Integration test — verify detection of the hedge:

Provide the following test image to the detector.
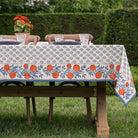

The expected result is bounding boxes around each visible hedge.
[0,13,105,44]
[103,8,138,66]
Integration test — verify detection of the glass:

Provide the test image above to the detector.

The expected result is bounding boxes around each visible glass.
[55,35,63,42]
[79,34,89,45]
[15,33,26,44]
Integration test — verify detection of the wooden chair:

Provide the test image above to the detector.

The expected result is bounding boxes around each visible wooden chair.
[45,34,93,124]
[5,35,40,45]
[45,34,93,44]
[0,34,40,124]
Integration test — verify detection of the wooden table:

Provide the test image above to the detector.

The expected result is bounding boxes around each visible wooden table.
[0,82,109,137]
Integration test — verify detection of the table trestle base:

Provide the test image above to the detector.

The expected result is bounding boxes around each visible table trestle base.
[95,82,109,137]
[0,86,97,97]
[0,84,109,137]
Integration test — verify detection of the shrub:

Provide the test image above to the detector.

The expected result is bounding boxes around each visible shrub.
[0,13,105,44]
[103,8,138,66]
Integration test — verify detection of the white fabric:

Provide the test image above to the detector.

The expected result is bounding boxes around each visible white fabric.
[0,44,136,105]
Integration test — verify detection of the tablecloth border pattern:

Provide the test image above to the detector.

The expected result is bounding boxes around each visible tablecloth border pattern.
[0,44,136,105]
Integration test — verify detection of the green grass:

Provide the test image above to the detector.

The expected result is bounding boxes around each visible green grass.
[0,66,137,138]
[130,66,138,94]
[0,96,138,138]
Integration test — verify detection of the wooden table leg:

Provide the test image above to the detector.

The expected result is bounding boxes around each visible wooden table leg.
[48,82,55,123]
[26,82,37,117]
[32,97,37,117]
[84,82,92,124]
[85,97,92,124]
[25,97,31,125]
[48,97,55,123]
[95,82,109,137]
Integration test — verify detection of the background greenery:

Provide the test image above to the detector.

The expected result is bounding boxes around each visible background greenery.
[0,0,137,13]
[103,8,138,66]
[0,13,105,44]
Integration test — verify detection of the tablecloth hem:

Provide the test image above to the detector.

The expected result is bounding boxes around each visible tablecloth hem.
[0,79,117,82]
[109,82,136,105]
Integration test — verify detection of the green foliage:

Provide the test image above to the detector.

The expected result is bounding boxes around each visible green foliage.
[122,0,138,8]
[48,0,124,13]
[0,0,137,13]
[33,13,105,44]
[0,0,50,13]
[0,13,105,43]
[0,14,14,35]
[103,8,138,66]
[130,66,138,95]
[14,21,25,33]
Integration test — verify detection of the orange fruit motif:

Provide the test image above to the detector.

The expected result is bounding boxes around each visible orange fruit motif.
[47,65,53,71]
[118,89,125,95]
[24,73,30,79]
[4,64,10,71]
[126,82,128,87]
[24,64,28,69]
[95,72,102,79]
[30,65,37,72]
[116,65,120,72]
[9,71,16,78]
[52,71,59,78]
[131,78,134,84]
[73,64,80,72]
[109,64,114,69]
[110,73,116,79]
[90,65,96,71]
[67,72,74,79]
[67,64,71,68]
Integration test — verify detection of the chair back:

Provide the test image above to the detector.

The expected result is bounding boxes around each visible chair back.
[45,34,93,44]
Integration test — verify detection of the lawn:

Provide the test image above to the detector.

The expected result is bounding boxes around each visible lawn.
[130,66,138,93]
[0,96,137,138]
[0,66,137,138]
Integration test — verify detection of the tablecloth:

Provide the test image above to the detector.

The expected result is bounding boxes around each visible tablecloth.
[0,44,136,105]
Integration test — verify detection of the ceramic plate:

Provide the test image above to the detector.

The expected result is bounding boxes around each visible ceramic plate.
[0,41,21,45]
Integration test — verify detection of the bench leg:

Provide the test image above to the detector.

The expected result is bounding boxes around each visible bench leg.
[48,82,55,123]
[84,82,92,124]
[26,82,37,117]
[25,97,31,125]
[32,97,37,117]
[48,97,55,123]
[95,82,109,137]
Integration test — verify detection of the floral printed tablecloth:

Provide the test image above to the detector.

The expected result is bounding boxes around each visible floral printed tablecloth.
[0,44,136,105]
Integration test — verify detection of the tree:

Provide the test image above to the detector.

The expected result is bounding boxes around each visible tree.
[0,0,49,13]
[48,0,124,13]
[0,0,137,13]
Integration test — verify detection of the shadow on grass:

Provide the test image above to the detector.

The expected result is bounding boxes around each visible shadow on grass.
[0,113,97,137]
